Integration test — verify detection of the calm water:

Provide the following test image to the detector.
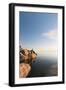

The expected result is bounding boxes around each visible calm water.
[28,55,58,77]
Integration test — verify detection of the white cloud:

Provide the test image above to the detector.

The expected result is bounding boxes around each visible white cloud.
[42,29,58,40]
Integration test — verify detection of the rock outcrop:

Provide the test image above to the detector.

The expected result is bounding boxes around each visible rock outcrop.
[20,47,37,63]
[19,46,37,78]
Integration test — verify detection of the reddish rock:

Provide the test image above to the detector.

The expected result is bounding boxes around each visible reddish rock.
[19,63,31,78]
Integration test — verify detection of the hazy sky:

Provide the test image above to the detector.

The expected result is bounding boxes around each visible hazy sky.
[19,12,58,56]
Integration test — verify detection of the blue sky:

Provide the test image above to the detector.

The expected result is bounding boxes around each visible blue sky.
[19,12,58,56]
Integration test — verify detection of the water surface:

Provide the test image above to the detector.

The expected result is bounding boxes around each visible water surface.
[28,55,58,77]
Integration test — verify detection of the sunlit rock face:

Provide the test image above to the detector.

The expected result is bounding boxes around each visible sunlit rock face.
[20,48,37,63]
[30,50,37,62]
[19,46,37,78]
[19,63,31,78]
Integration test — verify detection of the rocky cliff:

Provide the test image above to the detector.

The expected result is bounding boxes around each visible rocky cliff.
[19,46,37,78]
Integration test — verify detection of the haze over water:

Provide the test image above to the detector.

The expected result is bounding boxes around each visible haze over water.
[28,51,58,77]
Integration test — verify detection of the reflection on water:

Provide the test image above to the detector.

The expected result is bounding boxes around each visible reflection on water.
[28,55,58,77]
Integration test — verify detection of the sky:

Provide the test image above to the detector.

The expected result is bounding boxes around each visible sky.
[19,12,58,56]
